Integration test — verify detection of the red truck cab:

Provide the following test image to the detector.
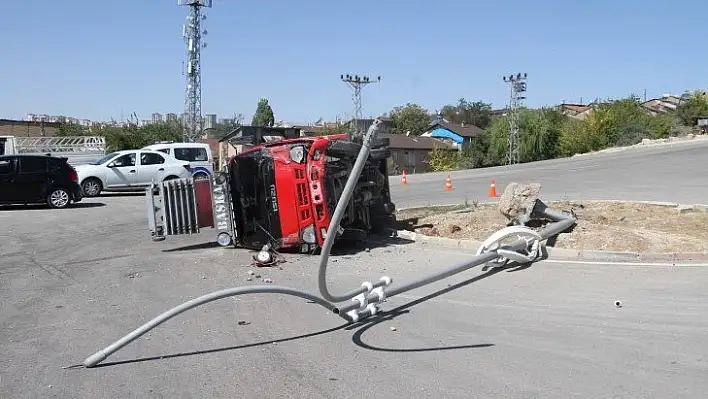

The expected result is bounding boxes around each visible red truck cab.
[146,125,395,252]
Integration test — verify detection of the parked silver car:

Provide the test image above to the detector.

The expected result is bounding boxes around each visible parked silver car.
[75,149,193,197]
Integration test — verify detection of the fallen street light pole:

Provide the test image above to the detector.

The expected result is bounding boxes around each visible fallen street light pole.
[82,119,577,368]
[333,205,577,318]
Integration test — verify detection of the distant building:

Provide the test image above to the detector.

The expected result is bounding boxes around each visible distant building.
[424,119,484,148]
[203,113,217,129]
[166,113,179,124]
[151,113,164,123]
[0,118,61,137]
[381,133,456,174]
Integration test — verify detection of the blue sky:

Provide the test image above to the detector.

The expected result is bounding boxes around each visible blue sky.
[2,0,706,124]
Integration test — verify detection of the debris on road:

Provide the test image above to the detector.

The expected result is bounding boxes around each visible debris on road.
[397,200,708,253]
[498,182,542,225]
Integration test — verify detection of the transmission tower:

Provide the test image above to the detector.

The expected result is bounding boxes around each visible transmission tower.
[179,0,211,142]
[502,72,528,165]
[340,74,381,140]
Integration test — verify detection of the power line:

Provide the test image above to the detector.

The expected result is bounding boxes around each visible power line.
[340,74,380,141]
[502,72,528,165]
[179,0,211,142]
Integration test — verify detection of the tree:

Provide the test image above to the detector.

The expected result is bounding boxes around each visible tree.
[440,99,493,129]
[519,108,563,162]
[389,103,431,135]
[676,90,708,126]
[251,98,275,127]
[56,122,89,137]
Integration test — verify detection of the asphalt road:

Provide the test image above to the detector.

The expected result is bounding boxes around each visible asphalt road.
[389,139,708,208]
[2,190,708,398]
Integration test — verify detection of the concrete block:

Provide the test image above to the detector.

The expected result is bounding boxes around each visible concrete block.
[498,182,542,225]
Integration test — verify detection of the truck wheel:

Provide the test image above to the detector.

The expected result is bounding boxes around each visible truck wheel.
[370,148,391,161]
[372,137,390,149]
[81,178,102,197]
[327,141,362,159]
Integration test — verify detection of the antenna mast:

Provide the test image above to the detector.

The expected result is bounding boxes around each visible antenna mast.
[502,72,528,165]
[340,74,381,141]
[179,0,211,142]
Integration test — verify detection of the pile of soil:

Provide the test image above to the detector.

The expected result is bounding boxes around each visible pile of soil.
[395,201,708,253]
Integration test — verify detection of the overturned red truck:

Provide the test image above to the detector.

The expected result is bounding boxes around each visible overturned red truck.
[146,125,396,252]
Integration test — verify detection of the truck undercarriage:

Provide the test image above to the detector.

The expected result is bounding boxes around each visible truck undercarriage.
[146,125,396,252]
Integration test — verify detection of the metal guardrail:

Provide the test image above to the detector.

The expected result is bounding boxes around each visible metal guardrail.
[13,136,105,154]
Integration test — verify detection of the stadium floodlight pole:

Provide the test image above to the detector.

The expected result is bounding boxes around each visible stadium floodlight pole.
[179,0,212,143]
[340,74,381,141]
[502,72,528,165]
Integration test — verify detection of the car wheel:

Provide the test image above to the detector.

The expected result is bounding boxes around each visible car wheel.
[47,188,71,209]
[82,178,102,197]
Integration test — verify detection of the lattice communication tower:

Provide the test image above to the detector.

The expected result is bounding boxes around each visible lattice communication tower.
[340,74,380,140]
[179,0,211,142]
[502,72,528,165]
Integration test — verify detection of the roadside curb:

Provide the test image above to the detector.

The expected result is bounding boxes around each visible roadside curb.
[394,200,708,264]
[571,134,708,157]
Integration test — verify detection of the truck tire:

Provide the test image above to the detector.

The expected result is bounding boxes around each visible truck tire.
[372,137,390,149]
[370,148,391,161]
[327,141,361,159]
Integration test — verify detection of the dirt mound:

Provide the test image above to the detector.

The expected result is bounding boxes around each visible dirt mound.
[395,201,708,253]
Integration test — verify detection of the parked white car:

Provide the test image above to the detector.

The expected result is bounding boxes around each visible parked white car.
[142,142,214,181]
[75,149,193,197]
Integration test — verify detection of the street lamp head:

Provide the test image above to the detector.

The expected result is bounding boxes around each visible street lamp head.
[377,76,381,81]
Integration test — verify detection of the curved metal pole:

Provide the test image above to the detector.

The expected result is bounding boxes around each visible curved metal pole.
[317,119,382,303]
[83,285,336,368]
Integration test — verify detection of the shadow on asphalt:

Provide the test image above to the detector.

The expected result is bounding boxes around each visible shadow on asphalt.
[160,232,416,256]
[0,202,106,211]
[98,192,145,198]
[84,263,536,369]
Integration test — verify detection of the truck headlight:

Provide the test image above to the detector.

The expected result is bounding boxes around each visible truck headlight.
[301,225,316,244]
[289,145,305,163]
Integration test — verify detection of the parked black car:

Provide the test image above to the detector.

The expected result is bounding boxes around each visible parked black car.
[0,155,83,209]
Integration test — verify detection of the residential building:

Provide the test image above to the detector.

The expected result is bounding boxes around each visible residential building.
[424,118,484,148]
[557,103,594,120]
[151,113,164,123]
[641,95,681,116]
[166,113,179,124]
[380,133,456,174]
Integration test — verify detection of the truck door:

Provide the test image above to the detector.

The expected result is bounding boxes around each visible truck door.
[0,157,18,203]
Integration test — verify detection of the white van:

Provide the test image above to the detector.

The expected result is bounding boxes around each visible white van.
[142,142,214,181]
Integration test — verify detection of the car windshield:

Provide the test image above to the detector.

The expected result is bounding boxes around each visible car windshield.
[92,152,119,165]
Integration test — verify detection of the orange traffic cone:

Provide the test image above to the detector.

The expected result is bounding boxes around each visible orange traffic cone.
[400,170,408,185]
[488,179,498,198]
[445,174,453,191]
